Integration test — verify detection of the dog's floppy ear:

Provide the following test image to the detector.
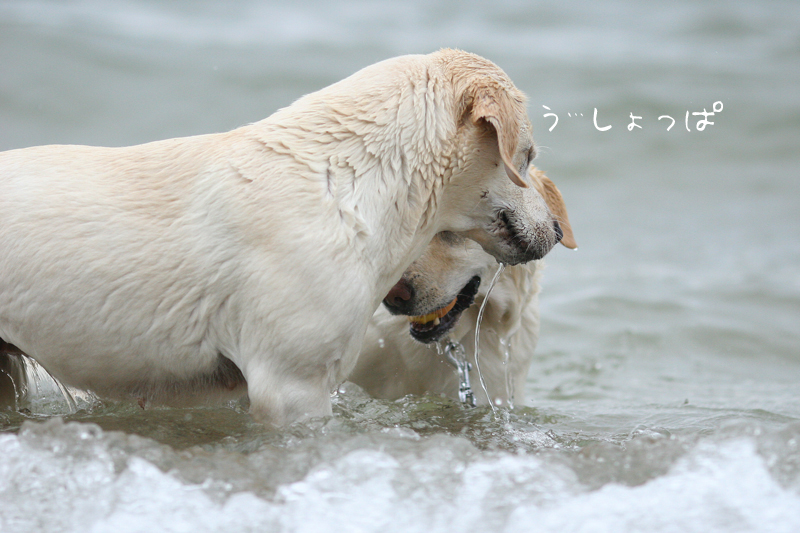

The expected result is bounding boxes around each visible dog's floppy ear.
[471,91,528,189]
[529,167,577,249]
[440,49,527,187]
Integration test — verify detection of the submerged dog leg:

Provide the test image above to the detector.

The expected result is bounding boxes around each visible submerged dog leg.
[244,362,335,426]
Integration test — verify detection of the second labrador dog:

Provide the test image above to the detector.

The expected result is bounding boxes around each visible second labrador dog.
[351,166,576,406]
[0,50,562,425]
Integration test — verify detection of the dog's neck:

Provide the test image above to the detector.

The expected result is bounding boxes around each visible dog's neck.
[248,79,461,305]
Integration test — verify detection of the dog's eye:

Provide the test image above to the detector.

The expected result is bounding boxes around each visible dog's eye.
[519,146,536,182]
[438,231,464,245]
[524,147,535,169]
[519,161,530,180]
[440,231,455,240]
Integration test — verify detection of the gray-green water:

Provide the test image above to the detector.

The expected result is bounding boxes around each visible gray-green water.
[1,1,799,531]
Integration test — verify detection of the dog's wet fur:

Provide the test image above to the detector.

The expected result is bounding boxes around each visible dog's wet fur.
[1,51,566,424]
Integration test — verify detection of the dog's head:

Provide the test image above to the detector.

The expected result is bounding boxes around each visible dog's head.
[385,166,576,343]
[383,232,491,343]
[431,49,576,265]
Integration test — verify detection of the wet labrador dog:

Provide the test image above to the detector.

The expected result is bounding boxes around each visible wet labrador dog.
[0,50,562,425]
[351,166,575,406]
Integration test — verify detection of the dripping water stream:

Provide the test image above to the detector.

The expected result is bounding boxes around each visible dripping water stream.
[474,262,505,414]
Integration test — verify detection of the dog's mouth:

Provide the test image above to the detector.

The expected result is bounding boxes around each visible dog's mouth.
[407,276,481,343]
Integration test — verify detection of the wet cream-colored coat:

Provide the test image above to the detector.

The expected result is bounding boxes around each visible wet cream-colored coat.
[351,167,576,406]
[0,49,558,425]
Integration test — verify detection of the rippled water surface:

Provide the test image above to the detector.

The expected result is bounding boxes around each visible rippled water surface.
[1,1,800,531]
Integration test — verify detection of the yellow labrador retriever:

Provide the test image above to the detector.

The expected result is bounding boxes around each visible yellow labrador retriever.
[0,50,562,425]
[352,166,575,406]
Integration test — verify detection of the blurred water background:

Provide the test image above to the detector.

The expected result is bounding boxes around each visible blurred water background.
[1,1,799,531]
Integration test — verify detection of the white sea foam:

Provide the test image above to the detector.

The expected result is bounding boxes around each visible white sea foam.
[1,419,798,533]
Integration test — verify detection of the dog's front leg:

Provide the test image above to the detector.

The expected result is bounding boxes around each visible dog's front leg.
[243,359,335,426]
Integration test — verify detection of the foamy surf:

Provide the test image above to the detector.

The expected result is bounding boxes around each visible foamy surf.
[1,414,799,533]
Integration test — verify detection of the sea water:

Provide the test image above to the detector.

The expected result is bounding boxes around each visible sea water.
[1,1,800,531]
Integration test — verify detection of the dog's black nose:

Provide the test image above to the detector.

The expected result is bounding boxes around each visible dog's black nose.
[553,220,563,243]
[383,278,415,315]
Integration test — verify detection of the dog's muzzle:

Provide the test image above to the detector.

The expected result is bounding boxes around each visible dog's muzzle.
[384,276,482,344]
[496,210,562,265]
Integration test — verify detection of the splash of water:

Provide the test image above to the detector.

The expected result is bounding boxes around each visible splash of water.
[441,340,476,407]
[474,262,505,414]
[17,354,90,414]
[500,337,514,410]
